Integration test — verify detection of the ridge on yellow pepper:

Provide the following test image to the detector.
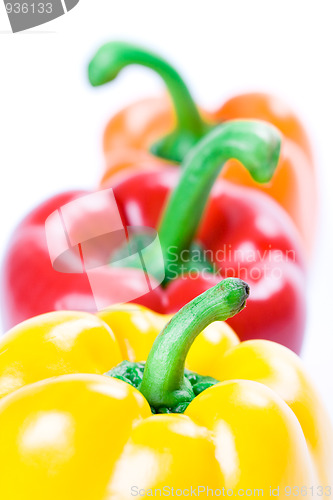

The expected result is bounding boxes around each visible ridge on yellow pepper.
[0,279,331,499]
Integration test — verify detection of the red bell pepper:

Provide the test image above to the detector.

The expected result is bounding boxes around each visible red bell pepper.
[1,121,306,353]
[1,191,166,329]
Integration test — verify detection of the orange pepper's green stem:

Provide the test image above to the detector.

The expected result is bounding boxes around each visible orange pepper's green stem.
[139,278,250,412]
[158,120,282,282]
[88,41,208,162]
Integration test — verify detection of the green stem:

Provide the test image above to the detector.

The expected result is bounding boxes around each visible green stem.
[140,278,249,411]
[88,41,207,162]
[158,120,282,282]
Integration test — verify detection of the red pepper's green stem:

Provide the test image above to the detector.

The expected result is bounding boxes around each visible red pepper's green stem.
[88,41,208,162]
[158,120,282,282]
[140,278,249,411]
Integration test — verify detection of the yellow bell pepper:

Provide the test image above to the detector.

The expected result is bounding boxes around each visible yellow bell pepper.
[0,279,331,500]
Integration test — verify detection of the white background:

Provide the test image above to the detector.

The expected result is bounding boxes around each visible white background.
[0,1,332,417]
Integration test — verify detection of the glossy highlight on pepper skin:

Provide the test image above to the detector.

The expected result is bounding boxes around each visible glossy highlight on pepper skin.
[0,310,122,399]
[0,288,332,498]
[89,42,316,252]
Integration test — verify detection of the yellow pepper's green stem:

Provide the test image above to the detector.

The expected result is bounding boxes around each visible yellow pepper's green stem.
[88,41,208,162]
[139,278,250,412]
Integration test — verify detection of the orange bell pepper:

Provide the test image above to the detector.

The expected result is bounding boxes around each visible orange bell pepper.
[89,42,316,253]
